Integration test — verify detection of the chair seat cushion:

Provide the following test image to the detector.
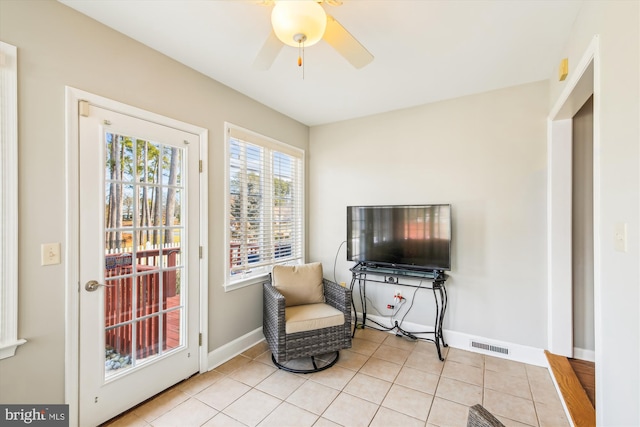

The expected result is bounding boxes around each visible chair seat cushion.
[285,303,345,334]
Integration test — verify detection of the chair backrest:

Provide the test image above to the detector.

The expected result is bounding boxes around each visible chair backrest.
[272,262,325,307]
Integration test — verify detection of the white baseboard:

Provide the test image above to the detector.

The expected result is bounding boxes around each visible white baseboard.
[207,327,265,370]
[207,315,549,373]
[573,347,595,362]
[360,313,547,367]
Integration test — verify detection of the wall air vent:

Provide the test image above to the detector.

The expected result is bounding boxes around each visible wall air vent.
[470,340,509,355]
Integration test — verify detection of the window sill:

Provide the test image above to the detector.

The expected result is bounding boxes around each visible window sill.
[0,339,27,360]
[224,274,270,292]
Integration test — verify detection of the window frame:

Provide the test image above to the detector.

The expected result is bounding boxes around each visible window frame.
[224,123,305,291]
[0,41,26,359]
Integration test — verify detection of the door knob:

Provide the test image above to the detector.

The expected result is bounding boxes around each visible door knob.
[85,280,114,292]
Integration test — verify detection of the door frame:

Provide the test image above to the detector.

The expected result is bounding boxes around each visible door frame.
[547,35,599,357]
[64,87,209,427]
[547,34,601,412]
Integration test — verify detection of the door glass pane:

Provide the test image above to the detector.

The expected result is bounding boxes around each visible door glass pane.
[164,231,182,265]
[105,324,133,377]
[104,276,133,326]
[162,146,182,186]
[122,185,135,227]
[138,186,163,231]
[164,269,181,309]
[104,131,185,380]
[164,309,182,351]
[136,247,161,268]
[104,184,136,230]
[136,272,161,316]
[164,188,182,226]
[137,140,162,184]
[136,315,160,361]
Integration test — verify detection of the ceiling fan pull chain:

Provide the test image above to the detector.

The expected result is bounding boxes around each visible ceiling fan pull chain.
[297,39,306,79]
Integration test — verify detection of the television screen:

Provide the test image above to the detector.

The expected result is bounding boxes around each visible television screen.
[347,204,451,271]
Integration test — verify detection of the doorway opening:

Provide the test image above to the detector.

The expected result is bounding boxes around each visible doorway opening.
[547,35,599,422]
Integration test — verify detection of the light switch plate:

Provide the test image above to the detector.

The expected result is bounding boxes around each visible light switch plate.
[41,243,61,266]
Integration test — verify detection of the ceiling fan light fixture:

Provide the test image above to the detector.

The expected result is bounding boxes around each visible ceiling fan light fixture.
[271,0,327,47]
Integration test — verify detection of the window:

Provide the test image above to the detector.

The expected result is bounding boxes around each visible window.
[225,124,304,288]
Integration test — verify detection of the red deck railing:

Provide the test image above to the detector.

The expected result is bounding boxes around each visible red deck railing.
[104,247,181,359]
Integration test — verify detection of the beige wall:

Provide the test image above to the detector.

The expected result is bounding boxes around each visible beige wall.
[549,1,639,424]
[309,81,549,348]
[0,0,308,404]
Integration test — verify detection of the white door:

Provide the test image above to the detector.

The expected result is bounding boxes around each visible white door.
[78,104,201,426]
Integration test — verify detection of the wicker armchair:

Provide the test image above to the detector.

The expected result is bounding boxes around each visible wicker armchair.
[263,264,352,373]
[467,404,505,427]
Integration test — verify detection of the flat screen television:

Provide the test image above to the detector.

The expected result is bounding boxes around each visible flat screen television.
[347,204,452,272]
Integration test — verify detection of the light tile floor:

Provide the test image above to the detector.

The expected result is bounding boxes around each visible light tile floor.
[104,328,569,427]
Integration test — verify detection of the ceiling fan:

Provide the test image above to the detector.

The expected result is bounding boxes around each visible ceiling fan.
[254,0,374,70]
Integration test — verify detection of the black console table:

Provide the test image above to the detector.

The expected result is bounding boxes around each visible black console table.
[349,262,449,361]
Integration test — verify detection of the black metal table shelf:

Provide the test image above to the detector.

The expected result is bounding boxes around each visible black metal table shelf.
[349,262,449,361]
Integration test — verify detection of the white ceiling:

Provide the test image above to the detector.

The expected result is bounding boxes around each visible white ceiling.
[59,0,583,126]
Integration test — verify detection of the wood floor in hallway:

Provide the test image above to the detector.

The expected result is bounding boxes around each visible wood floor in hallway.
[546,351,595,427]
[568,358,595,407]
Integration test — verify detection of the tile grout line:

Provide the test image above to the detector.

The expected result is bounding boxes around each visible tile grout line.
[111,331,569,427]
[526,363,543,427]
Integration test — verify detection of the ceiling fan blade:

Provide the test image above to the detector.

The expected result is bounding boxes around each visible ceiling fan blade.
[323,14,373,69]
[253,30,283,70]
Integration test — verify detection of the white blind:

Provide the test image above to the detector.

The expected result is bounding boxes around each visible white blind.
[227,125,304,282]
